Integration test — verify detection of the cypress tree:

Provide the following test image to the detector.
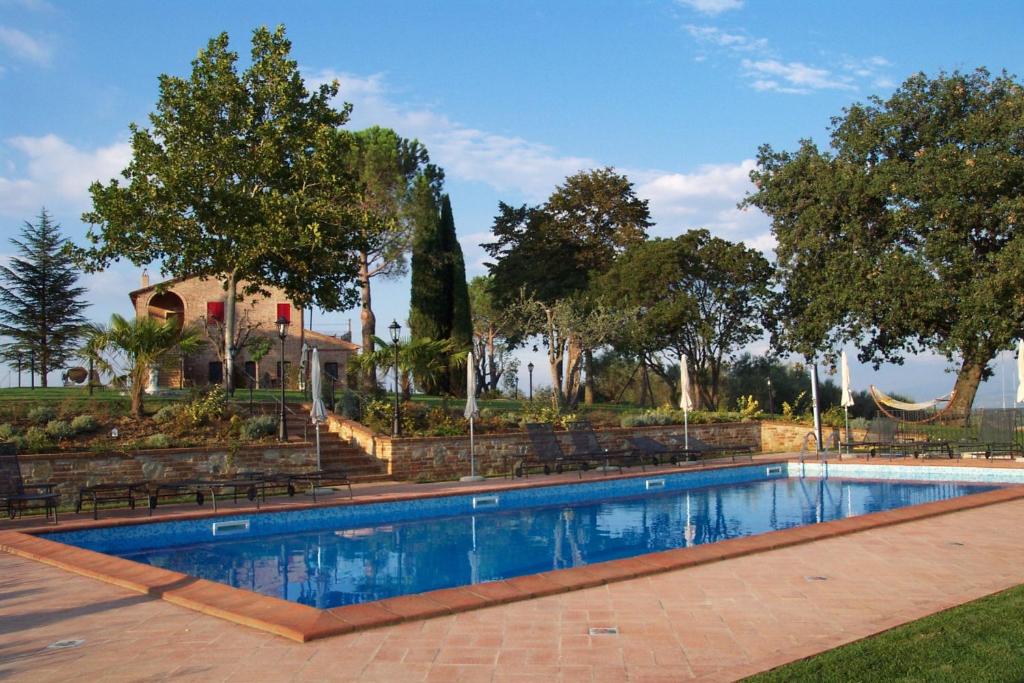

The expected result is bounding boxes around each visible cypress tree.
[0,209,89,387]
[408,173,447,393]
[441,195,474,395]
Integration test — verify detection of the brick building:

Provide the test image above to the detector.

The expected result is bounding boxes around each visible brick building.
[129,272,357,390]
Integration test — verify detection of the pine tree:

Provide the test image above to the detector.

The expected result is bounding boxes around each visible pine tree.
[0,209,89,387]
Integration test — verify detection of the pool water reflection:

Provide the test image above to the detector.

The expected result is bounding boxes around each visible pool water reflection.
[118,477,998,609]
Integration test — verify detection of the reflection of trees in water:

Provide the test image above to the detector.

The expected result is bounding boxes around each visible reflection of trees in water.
[124,479,989,609]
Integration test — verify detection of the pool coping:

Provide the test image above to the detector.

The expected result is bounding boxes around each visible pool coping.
[3,459,1024,643]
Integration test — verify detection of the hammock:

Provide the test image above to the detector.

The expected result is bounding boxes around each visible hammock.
[869,385,957,423]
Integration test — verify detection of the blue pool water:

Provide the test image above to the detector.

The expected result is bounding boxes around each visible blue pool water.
[53,472,1000,609]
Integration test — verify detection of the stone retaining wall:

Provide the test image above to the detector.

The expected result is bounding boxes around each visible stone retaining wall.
[16,443,318,501]
[13,418,856,499]
[324,416,760,481]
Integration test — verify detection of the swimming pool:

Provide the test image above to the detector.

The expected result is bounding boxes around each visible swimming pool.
[48,464,1004,610]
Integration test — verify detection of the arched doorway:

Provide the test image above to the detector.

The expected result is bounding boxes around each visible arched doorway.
[147,291,185,331]
[146,290,186,388]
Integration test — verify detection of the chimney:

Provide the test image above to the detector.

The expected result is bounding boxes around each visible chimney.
[141,269,150,288]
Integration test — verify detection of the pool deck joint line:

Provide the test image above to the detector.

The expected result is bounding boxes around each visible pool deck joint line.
[2,458,1023,643]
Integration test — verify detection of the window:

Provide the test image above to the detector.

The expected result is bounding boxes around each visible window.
[208,361,223,384]
[206,301,225,322]
[276,303,291,323]
[243,361,256,382]
[276,361,291,378]
[324,362,339,380]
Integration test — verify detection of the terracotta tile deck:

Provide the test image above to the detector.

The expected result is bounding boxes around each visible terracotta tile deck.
[2,458,1024,680]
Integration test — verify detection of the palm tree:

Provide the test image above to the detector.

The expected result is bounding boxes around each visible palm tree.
[351,336,467,400]
[86,314,204,418]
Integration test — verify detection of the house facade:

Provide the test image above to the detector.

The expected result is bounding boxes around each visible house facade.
[129,272,357,390]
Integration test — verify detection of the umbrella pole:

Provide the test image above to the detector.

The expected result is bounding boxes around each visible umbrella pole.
[684,408,689,450]
[844,407,850,457]
[315,422,321,470]
[469,417,476,478]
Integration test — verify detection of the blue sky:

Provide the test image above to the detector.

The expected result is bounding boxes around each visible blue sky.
[0,0,1022,404]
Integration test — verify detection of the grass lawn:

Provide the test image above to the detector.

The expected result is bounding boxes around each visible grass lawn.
[748,584,1024,682]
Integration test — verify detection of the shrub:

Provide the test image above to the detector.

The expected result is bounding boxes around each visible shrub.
[240,415,277,440]
[519,401,577,429]
[23,426,52,451]
[185,387,226,425]
[70,414,99,434]
[27,405,57,425]
[338,390,361,420]
[44,419,74,441]
[144,433,172,449]
[0,423,16,440]
[153,403,182,424]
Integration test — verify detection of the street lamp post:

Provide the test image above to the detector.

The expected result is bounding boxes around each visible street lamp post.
[388,320,401,437]
[276,317,289,441]
[767,377,774,415]
[527,362,534,401]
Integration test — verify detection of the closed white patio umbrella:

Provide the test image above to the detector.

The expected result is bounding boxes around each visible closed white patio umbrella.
[461,352,484,482]
[1017,340,1024,404]
[680,354,693,450]
[309,347,327,470]
[840,350,855,454]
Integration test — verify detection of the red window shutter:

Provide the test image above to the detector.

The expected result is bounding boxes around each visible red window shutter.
[207,301,225,322]
[276,303,291,323]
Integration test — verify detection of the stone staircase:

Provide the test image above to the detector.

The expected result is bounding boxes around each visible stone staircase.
[282,407,390,484]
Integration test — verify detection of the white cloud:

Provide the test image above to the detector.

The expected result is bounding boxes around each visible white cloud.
[684,25,894,96]
[684,25,767,53]
[741,58,855,94]
[0,25,51,65]
[312,70,598,201]
[631,159,771,253]
[676,0,743,15]
[0,135,131,217]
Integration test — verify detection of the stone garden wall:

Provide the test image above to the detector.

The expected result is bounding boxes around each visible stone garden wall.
[12,418,851,502]
[325,415,761,481]
[17,443,318,500]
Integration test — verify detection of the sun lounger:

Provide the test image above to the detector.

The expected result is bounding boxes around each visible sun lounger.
[515,423,596,478]
[566,421,645,472]
[285,468,353,501]
[75,481,147,520]
[957,409,1022,459]
[0,443,59,523]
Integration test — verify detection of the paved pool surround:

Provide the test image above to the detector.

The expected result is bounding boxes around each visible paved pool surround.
[2,458,1024,643]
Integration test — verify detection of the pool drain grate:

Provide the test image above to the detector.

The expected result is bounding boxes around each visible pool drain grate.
[589,627,619,636]
[805,575,829,582]
[46,639,85,650]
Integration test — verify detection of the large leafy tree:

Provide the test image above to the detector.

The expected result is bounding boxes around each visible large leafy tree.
[76,26,362,392]
[744,69,1024,416]
[598,230,774,409]
[0,209,89,387]
[347,126,432,390]
[483,168,651,405]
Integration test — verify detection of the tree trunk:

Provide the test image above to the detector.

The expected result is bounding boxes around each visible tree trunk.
[583,349,594,405]
[564,336,583,409]
[130,366,145,418]
[223,271,238,395]
[948,356,988,422]
[358,251,376,392]
[486,327,497,392]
